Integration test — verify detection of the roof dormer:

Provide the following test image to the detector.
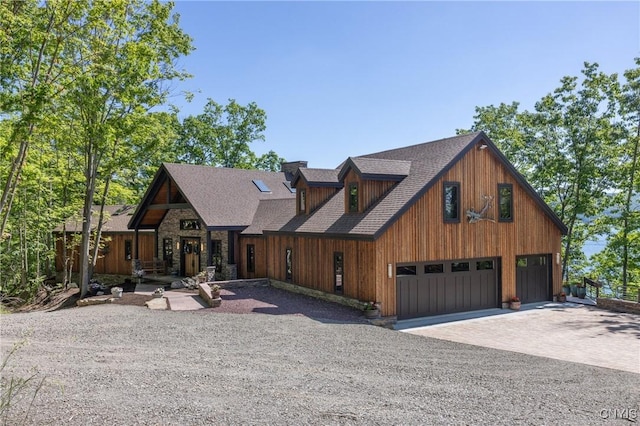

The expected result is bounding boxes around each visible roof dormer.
[338,157,411,213]
[292,168,342,215]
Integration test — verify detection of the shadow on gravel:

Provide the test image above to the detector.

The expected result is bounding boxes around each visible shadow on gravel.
[214,286,368,325]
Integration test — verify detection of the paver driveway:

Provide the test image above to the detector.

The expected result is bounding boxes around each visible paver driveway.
[403,302,640,374]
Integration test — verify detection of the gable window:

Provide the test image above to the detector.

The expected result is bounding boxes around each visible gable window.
[443,182,460,222]
[498,184,513,222]
[180,219,200,230]
[285,248,293,281]
[348,183,358,213]
[246,244,255,273]
[299,189,306,213]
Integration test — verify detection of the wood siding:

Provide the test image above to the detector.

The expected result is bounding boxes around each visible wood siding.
[375,145,563,315]
[240,144,562,317]
[342,170,397,213]
[262,235,378,303]
[297,181,339,215]
[55,232,156,275]
[239,236,267,279]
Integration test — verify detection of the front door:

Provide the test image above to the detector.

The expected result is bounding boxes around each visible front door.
[181,238,201,277]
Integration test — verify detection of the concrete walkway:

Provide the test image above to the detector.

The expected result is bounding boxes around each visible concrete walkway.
[402,302,640,374]
[135,283,207,311]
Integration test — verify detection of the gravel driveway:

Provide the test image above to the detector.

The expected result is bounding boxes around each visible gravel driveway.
[1,305,638,425]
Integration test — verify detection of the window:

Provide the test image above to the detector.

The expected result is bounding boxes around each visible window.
[180,219,200,230]
[211,239,222,271]
[424,264,444,274]
[334,252,344,293]
[163,238,173,267]
[285,248,292,281]
[498,184,513,222]
[451,262,470,272]
[299,189,306,213]
[476,260,494,270]
[348,183,358,213]
[246,244,255,273]
[396,265,417,276]
[443,182,460,222]
[283,181,296,193]
[124,239,132,261]
[252,179,271,192]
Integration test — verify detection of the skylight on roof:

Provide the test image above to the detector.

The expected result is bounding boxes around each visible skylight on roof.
[252,179,271,193]
[283,181,296,193]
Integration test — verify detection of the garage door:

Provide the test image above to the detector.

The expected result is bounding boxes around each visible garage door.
[516,255,551,304]
[396,258,499,320]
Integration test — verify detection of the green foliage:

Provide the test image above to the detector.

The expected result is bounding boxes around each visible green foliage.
[464,60,639,285]
[0,338,47,425]
[176,98,283,170]
[1,0,194,299]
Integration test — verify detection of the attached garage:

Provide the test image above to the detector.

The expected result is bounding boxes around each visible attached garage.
[396,258,500,320]
[516,255,551,304]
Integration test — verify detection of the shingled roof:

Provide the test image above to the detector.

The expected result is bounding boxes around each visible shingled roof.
[337,157,411,181]
[128,164,296,230]
[241,198,296,235]
[267,131,567,238]
[292,168,341,187]
[56,205,149,233]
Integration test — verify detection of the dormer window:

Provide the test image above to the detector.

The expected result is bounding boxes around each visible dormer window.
[348,183,358,213]
[299,189,306,213]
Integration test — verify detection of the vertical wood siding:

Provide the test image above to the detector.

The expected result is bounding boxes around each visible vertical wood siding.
[55,233,156,275]
[244,144,563,317]
[376,146,562,315]
[297,181,339,215]
[343,170,398,212]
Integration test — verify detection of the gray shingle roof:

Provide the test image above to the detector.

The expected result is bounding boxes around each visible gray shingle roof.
[272,132,484,237]
[338,157,412,181]
[162,164,295,228]
[56,205,147,233]
[293,168,341,187]
[241,199,296,235]
[272,131,567,237]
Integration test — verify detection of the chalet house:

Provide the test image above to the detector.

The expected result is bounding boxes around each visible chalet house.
[54,205,154,275]
[127,164,299,279]
[130,132,567,319]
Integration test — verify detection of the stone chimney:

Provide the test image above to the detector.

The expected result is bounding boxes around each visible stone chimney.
[280,161,308,181]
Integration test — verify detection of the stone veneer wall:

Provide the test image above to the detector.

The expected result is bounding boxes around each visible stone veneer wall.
[157,209,231,279]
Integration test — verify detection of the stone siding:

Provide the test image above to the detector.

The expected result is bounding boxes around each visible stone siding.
[157,209,231,279]
[596,298,640,315]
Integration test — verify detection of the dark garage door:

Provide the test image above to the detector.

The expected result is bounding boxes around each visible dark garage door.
[396,258,499,320]
[516,255,551,304]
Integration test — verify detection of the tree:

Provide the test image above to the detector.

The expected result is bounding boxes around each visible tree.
[461,62,620,282]
[177,98,284,170]
[59,0,193,297]
[592,59,640,299]
[0,0,82,238]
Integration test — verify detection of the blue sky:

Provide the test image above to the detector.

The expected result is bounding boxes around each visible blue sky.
[169,1,639,169]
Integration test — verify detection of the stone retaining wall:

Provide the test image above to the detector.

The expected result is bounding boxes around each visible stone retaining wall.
[596,298,640,315]
[270,279,364,310]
